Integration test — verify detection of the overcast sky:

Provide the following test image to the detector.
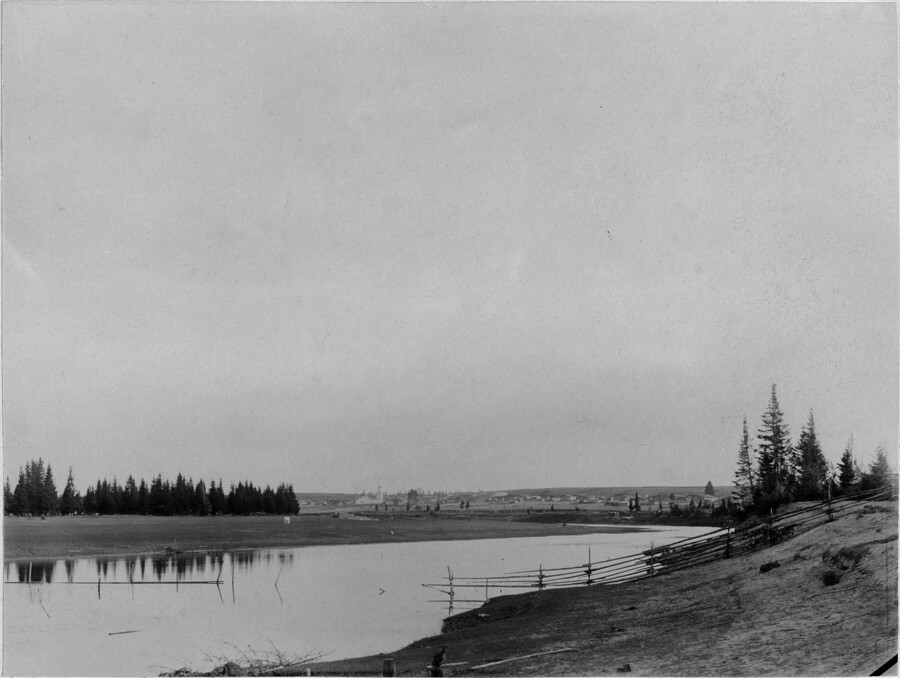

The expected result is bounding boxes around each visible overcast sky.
[2,2,897,494]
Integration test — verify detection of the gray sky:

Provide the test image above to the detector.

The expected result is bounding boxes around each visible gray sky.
[2,2,897,494]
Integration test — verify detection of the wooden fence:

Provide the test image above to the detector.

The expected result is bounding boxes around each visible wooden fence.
[423,488,893,610]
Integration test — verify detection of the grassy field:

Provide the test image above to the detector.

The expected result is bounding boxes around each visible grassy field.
[2,513,651,561]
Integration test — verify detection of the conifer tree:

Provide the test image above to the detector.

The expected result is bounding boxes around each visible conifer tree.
[794,411,827,500]
[121,475,138,514]
[26,459,48,514]
[43,464,59,514]
[194,480,212,515]
[860,445,892,492]
[82,485,97,514]
[3,477,13,514]
[733,417,754,504]
[837,438,856,492]
[756,385,792,498]
[137,478,150,515]
[59,468,79,515]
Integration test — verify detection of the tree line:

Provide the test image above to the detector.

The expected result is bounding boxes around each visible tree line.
[4,462,300,516]
[732,384,893,514]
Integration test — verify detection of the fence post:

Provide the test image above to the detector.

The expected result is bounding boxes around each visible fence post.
[538,564,544,591]
[382,658,396,676]
[447,566,454,614]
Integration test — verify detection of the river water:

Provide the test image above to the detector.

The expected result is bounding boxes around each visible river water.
[3,525,713,676]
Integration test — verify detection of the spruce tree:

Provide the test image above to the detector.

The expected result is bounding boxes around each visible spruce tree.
[26,459,48,514]
[194,480,212,516]
[837,437,856,492]
[121,475,138,514]
[44,465,59,514]
[860,445,892,492]
[3,477,13,514]
[59,468,79,515]
[82,486,97,514]
[704,481,715,496]
[756,385,792,498]
[98,479,115,514]
[137,478,150,515]
[733,417,754,504]
[794,411,827,500]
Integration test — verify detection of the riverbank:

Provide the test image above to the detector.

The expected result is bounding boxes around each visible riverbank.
[2,513,658,561]
[287,501,897,676]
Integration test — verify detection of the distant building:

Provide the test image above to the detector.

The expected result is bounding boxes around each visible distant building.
[355,486,385,505]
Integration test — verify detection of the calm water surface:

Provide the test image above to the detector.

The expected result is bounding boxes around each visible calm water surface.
[3,525,714,676]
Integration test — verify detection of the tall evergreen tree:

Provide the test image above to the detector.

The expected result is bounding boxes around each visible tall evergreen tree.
[59,468,79,515]
[860,445,892,492]
[121,475,138,514]
[82,485,98,514]
[43,464,59,514]
[794,411,828,500]
[756,385,792,497]
[137,478,150,515]
[3,477,13,514]
[704,481,715,496]
[194,480,212,516]
[97,479,116,515]
[207,480,223,515]
[837,437,856,492]
[149,474,170,515]
[26,459,48,514]
[733,417,754,504]
[12,467,29,514]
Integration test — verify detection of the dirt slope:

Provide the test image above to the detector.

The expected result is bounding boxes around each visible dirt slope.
[300,502,897,677]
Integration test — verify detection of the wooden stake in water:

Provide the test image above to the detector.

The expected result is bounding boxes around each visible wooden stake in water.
[447,566,454,614]
[585,547,593,586]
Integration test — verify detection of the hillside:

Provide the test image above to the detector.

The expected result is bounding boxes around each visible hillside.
[297,500,897,676]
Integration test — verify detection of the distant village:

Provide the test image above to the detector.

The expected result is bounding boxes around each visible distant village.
[297,485,725,514]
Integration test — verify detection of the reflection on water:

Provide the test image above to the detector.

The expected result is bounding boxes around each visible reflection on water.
[5,550,291,585]
[9,560,56,583]
[4,527,713,677]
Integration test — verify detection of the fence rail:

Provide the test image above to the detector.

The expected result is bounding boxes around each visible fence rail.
[423,488,893,610]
